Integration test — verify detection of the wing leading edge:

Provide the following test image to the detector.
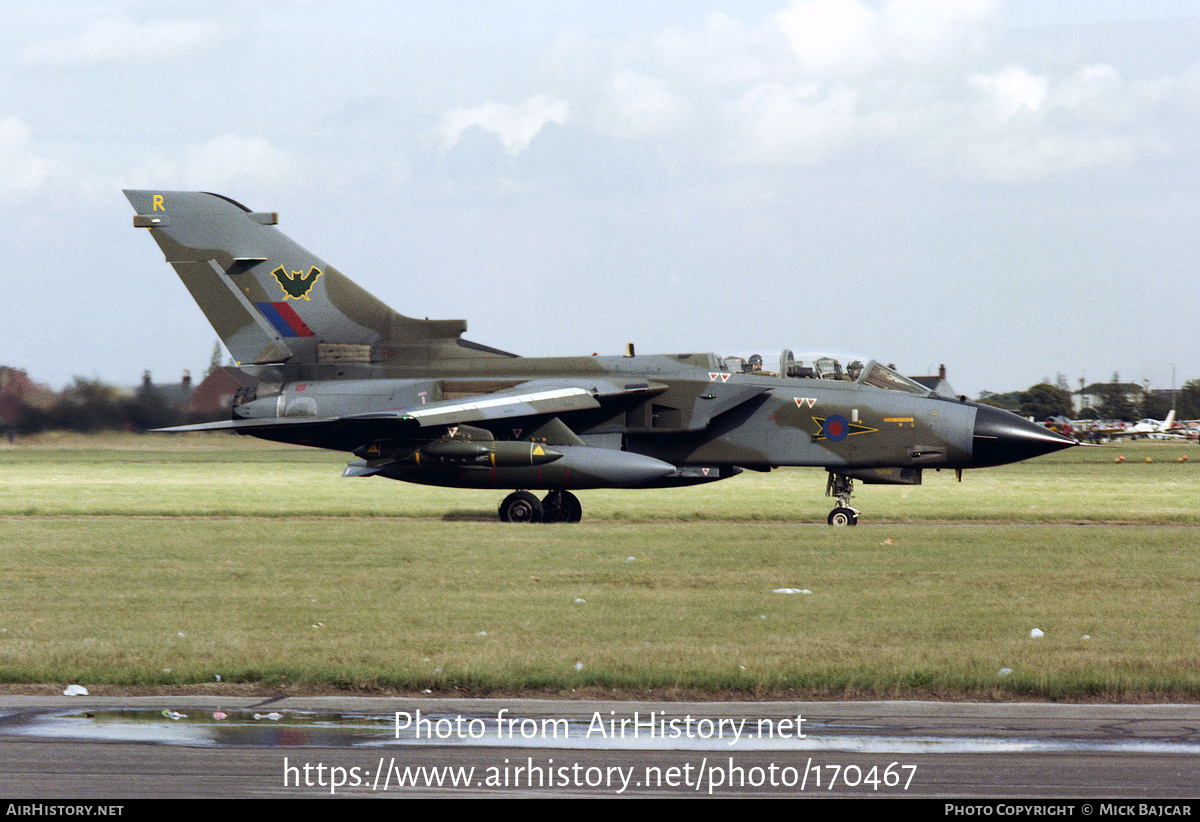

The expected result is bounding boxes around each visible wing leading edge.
[155,380,619,440]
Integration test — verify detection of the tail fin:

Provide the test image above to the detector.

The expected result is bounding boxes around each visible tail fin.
[125,190,513,367]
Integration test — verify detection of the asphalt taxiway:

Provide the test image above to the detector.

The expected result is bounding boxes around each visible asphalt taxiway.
[3,696,1200,798]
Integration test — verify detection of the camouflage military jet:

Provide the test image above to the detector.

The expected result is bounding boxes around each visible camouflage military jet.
[125,190,1075,525]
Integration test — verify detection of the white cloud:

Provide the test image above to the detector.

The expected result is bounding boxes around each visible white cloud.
[21,17,220,67]
[775,0,999,76]
[0,117,57,200]
[931,63,1179,182]
[597,71,690,139]
[440,95,570,156]
[776,0,878,75]
[936,59,1199,182]
[882,0,999,62]
[648,12,790,90]
[727,82,862,164]
[565,1,1010,170]
[971,65,1049,122]
[560,1,1184,183]
[181,134,297,189]
[1055,64,1123,111]
[952,127,1142,184]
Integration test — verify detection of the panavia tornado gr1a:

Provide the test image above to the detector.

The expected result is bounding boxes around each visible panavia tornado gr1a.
[125,190,1074,525]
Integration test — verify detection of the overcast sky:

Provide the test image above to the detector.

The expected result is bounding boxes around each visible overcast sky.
[3,0,1198,400]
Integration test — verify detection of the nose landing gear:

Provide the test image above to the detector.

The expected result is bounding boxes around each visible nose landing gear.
[825,472,859,526]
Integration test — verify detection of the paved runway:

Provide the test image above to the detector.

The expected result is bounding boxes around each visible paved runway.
[2,696,1199,798]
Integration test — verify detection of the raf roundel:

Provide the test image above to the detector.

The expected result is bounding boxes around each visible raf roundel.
[822,414,849,442]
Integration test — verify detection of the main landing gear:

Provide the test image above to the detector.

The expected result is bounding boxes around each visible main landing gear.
[498,490,583,524]
[825,472,859,526]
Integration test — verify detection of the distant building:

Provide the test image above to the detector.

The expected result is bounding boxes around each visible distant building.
[1074,382,1141,416]
[1148,388,1176,408]
[186,367,255,422]
[909,364,956,397]
[0,367,57,430]
[141,370,192,410]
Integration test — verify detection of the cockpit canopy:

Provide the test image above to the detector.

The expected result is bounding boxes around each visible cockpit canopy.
[721,350,931,396]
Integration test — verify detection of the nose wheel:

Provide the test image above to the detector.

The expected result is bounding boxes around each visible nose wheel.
[826,472,860,526]
[827,506,859,526]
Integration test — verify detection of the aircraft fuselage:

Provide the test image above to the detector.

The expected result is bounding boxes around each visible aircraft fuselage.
[230,351,1022,488]
[125,189,1075,523]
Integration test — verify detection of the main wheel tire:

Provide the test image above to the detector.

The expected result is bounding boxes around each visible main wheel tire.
[561,490,582,523]
[500,491,542,523]
[827,507,858,526]
[541,491,566,523]
[541,490,583,523]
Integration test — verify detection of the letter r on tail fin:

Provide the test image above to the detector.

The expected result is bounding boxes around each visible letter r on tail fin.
[125,190,515,367]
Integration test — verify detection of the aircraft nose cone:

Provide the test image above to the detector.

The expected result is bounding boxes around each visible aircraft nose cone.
[972,404,1076,468]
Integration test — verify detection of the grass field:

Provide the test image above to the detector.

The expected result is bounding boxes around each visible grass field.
[1,432,1198,699]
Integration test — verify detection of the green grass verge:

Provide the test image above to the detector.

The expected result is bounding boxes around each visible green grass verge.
[1,433,1198,698]
[2,432,1198,523]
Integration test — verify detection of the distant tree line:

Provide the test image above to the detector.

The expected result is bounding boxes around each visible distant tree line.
[8,368,1200,435]
[978,375,1200,422]
[14,377,184,434]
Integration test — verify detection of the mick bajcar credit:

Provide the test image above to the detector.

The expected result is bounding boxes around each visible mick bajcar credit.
[280,709,920,794]
[943,806,1194,817]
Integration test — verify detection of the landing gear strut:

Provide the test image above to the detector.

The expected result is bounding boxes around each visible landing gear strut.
[825,472,859,526]
[498,490,582,523]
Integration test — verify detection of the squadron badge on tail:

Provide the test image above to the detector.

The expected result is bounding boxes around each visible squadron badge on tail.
[272,266,322,300]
